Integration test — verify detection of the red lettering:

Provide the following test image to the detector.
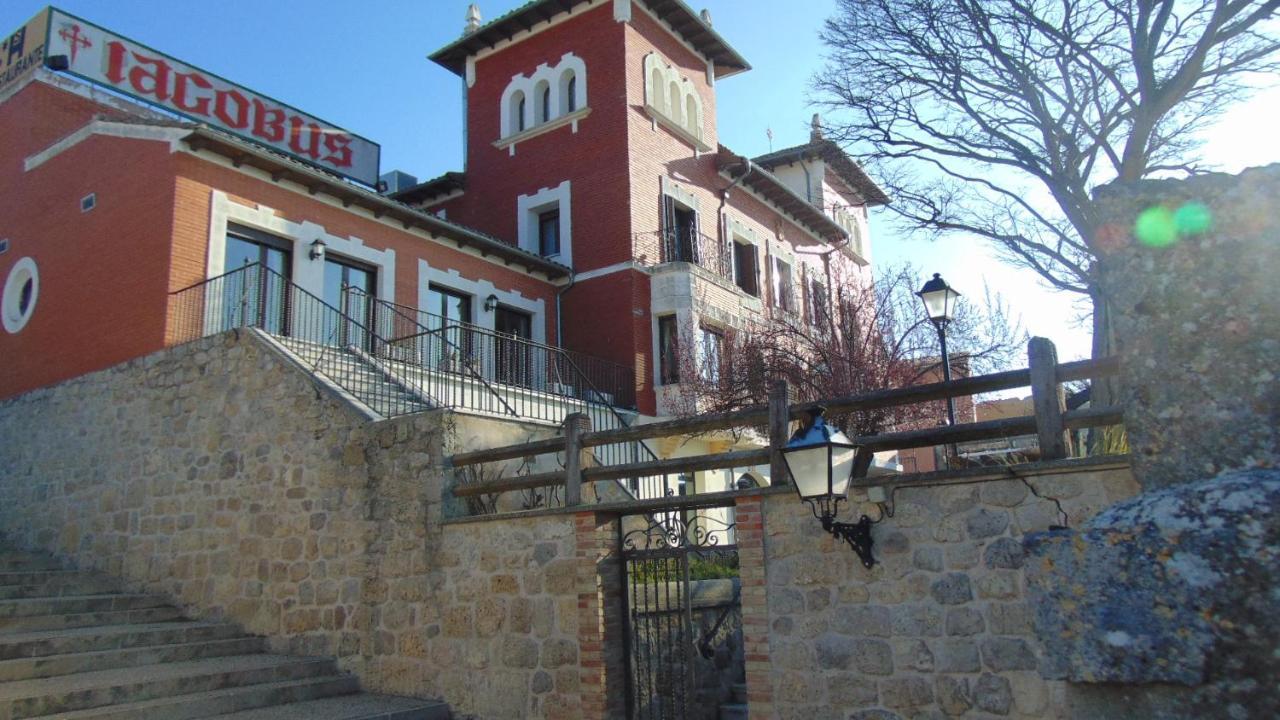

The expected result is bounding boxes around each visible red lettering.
[287,117,322,160]
[127,51,171,101]
[104,41,128,84]
[322,133,353,168]
[251,99,285,143]
[214,89,249,129]
[173,71,212,115]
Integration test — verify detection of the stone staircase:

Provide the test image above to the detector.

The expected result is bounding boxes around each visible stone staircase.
[0,548,450,720]
[272,337,435,419]
[719,682,748,720]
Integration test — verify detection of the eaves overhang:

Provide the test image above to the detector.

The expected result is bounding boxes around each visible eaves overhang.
[717,145,849,244]
[180,127,571,280]
[430,0,750,78]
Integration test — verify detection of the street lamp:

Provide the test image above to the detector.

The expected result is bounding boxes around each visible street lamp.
[781,406,877,568]
[916,273,961,426]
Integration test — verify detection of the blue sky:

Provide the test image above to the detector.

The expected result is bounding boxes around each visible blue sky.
[6,0,1276,362]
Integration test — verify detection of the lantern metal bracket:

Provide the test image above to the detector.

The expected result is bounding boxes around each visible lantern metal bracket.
[805,496,878,569]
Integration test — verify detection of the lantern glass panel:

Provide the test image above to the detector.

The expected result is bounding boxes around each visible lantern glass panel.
[784,446,833,499]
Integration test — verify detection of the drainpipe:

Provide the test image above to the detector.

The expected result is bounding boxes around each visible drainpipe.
[718,155,754,252]
[555,270,576,347]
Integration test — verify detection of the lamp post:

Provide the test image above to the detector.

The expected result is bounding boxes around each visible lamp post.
[781,406,877,568]
[916,273,962,426]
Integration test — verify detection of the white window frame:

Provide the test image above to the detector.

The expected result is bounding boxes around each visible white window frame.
[517,181,573,267]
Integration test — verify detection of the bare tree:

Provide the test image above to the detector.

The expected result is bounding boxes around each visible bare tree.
[815,0,1280,377]
[671,263,1025,438]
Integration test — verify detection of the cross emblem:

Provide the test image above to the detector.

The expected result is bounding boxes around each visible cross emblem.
[58,23,91,65]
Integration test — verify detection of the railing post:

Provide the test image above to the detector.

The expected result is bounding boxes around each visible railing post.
[768,380,791,485]
[1028,337,1071,460]
[564,412,592,506]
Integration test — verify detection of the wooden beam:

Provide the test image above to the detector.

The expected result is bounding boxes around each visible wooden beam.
[583,449,771,483]
[1064,404,1123,429]
[563,413,591,507]
[451,470,565,498]
[768,380,791,487]
[854,416,1038,452]
[1029,337,1070,460]
[451,437,568,467]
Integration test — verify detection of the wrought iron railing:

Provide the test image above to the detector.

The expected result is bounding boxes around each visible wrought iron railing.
[169,263,434,418]
[660,227,733,280]
[169,264,664,489]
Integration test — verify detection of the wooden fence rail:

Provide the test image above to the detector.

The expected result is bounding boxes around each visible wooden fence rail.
[448,338,1124,507]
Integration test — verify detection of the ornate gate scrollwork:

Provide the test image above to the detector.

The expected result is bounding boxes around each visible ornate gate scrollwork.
[620,510,743,720]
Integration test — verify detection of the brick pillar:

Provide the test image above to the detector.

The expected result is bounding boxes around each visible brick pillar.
[574,510,625,719]
[735,494,774,719]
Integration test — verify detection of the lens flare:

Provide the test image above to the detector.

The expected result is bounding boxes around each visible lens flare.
[1135,206,1178,248]
[1174,202,1213,236]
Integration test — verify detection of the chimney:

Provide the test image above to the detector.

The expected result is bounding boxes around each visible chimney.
[811,113,824,142]
[700,9,713,26]
[464,4,482,35]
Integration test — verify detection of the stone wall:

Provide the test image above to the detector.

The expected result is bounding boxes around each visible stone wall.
[751,467,1137,720]
[0,329,584,719]
[1094,164,1280,488]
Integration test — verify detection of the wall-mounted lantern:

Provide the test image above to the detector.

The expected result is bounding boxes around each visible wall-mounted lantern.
[782,406,877,568]
[309,239,327,261]
[484,293,499,313]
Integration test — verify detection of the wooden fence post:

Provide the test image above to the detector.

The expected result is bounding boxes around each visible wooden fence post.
[768,380,791,485]
[1028,337,1070,460]
[563,412,592,507]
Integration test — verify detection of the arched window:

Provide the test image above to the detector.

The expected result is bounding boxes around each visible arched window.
[668,80,683,124]
[516,94,526,132]
[536,80,552,123]
[650,67,666,113]
[560,70,577,115]
[685,94,699,137]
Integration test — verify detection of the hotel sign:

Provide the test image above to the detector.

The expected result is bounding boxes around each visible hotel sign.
[0,10,49,95]
[38,8,380,186]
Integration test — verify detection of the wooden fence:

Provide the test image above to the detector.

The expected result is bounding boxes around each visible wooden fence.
[448,338,1124,515]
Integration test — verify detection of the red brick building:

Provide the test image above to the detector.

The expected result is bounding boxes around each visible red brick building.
[0,1,887,421]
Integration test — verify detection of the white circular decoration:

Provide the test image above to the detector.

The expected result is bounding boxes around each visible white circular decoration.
[2,257,39,334]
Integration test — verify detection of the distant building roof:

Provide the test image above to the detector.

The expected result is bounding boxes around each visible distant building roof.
[391,171,467,204]
[753,139,890,207]
[430,0,750,77]
[717,146,848,244]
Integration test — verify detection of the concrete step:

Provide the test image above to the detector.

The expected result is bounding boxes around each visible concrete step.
[31,675,361,720]
[0,571,90,588]
[719,703,748,720]
[0,654,339,718]
[0,636,265,682]
[210,693,453,720]
[0,594,169,620]
[0,605,184,633]
[0,621,244,661]
[0,576,121,600]
[0,557,62,573]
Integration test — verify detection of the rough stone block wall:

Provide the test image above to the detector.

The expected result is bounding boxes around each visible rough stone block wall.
[0,330,582,719]
[1094,164,1280,488]
[755,469,1137,720]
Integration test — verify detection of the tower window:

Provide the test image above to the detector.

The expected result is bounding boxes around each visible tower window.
[538,208,560,257]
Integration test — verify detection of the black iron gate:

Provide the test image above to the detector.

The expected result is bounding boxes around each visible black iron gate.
[620,509,743,720]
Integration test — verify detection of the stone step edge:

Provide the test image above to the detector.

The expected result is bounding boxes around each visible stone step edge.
[0,636,265,678]
[0,620,238,646]
[23,675,361,720]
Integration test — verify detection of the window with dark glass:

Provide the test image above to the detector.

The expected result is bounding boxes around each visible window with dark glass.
[538,208,561,256]
[661,195,698,263]
[700,326,724,383]
[733,240,758,296]
[567,76,577,112]
[809,277,829,328]
[18,278,33,315]
[495,306,534,387]
[541,86,552,122]
[517,96,526,132]
[773,258,794,313]
[658,315,680,385]
[323,256,376,350]
[426,284,473,371]
[223,228,291,335]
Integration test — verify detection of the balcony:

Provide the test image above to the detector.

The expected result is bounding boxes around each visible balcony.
[658,227,733,281]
